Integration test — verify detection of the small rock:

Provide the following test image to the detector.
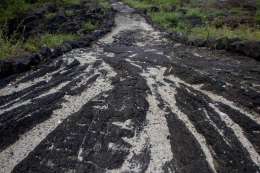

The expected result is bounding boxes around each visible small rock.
[40,47,52,58]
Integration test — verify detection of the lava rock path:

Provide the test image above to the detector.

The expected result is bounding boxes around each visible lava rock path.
[0,2,260,173]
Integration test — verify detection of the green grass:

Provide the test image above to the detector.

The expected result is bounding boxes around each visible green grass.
[150,12,180,28]
[0,33,79,59]
[97,0,111,10]
[45,12,57,19]
[0,1,31,23]
[0,30,23,60]
[65,10,75,17]
[62,0,81,6]
[122,0,179,11]
[123,0,260,42]
[189,26,260,41]
[24,33,79,52]
[0,0,81,60]
[185,8,206,18]
[0,0,111,60]
[83,21,99,32]
[122,0,151,10]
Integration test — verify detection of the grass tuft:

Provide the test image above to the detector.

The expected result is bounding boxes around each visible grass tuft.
[24,33,79,52]
[0,31,79,60]
[83,21,98,32]
[123,0,260,42]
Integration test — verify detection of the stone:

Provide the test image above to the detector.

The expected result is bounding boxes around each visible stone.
[40,47,52,58]
[66,40,90,48]
[29,54,42,66]
[229,41,260,60]
[60,43,73,53]
[0,61,14,78]
[215,37,229,50]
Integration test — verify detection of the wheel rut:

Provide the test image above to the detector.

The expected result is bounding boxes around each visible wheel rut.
[0,1,260,173]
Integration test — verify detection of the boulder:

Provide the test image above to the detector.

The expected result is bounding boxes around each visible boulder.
[229,41,260,61]
[39,47,52,58]
[215,37,229,50]
[14,56,32,73]
[51,47,63,59]
[206,38,217,49]
[29,54,42,66]
[66,40,90,48]
[170,32,188,43]
[0,61,14,78]
[244,41,260,60]
[191,38,207,47]
[49,10,67,24]
[60,43,73,53]
[61,21,81,33]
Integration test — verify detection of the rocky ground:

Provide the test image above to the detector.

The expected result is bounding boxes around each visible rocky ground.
[123,0,260,60]
[0,1,260,173]
[0,0,114,78]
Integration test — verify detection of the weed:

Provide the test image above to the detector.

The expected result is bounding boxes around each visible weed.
[0,30,79,60]
[83,21,98,32]
[0,29,23,59]
[45,12,57,19]
[97,0,111,10]
[24,33,79,52]
[189,26,260,41]
[150,12,180,28]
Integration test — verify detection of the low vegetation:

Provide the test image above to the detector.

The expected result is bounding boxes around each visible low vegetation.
[0,0,76,23]
[0,0,109,60]
[24,34,79,52]
[123,0,260,42]
[83,21,99,32]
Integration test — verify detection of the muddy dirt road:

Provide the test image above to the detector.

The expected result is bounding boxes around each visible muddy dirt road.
[0,2,260,173]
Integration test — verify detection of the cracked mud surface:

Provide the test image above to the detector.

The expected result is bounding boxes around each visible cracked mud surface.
[0,2,260,173]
